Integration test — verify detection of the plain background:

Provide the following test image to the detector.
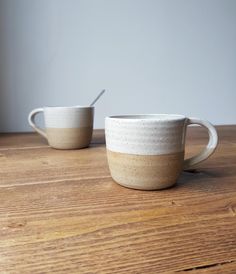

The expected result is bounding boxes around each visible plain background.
[0,0,235,132]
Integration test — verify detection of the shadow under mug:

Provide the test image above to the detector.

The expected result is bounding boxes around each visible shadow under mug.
[105,114,218,190]
[28,106,94,149]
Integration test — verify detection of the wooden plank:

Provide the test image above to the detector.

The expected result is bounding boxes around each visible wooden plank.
[0,144,110,186]
[0,144,217,187]
[0,129,105,149]
[0,127,235,187]
[0,176,236,273]
[0,126,236,273]
[0,130,108,187]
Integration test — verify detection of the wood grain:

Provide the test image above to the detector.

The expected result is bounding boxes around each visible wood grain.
[0,126,236,273]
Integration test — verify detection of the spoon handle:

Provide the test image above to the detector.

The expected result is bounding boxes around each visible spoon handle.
[90,89,106,106]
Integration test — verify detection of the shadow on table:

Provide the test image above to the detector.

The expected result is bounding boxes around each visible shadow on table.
[176,166,235,191]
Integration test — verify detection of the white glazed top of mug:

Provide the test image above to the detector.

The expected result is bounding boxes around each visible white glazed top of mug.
[105,114,187,155]
[44,105,94,128]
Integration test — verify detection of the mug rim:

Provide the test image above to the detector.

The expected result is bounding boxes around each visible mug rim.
[106,114,186,121]
[43,105,94,110]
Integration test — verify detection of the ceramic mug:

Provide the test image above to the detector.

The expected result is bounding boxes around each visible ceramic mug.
[105,114,218,190]
[28,106,94,149]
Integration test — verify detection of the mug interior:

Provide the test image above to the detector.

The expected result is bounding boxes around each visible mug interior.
[107,114,185,121]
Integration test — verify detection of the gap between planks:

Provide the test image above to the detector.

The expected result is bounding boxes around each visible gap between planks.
[176,259,235,272]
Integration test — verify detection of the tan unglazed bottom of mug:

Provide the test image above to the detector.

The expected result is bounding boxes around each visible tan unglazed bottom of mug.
[107,149,184,190]
[46,127,93,149]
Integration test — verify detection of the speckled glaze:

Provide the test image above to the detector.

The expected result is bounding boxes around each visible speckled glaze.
[28,106,94,149]
[106,114,187,155]
[105,114,218,190]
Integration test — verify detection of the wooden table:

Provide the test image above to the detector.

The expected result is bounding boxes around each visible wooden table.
[0,126,236,273]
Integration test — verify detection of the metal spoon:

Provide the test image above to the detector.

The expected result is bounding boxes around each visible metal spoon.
[90,89,106,106]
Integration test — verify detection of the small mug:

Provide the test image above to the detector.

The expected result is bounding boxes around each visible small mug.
[105,114,218,190]
[28,106,94,149]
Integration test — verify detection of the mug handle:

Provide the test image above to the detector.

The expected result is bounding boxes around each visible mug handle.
[184,118,218,169]
[28,108,47,139]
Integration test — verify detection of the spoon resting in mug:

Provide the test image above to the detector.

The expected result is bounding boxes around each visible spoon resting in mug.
[90,89,106,106]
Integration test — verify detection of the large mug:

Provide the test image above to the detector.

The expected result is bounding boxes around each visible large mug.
[105,114,218,190]
[28,106,94,149]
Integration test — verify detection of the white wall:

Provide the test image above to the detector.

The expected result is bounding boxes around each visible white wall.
[0,0,235,132]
